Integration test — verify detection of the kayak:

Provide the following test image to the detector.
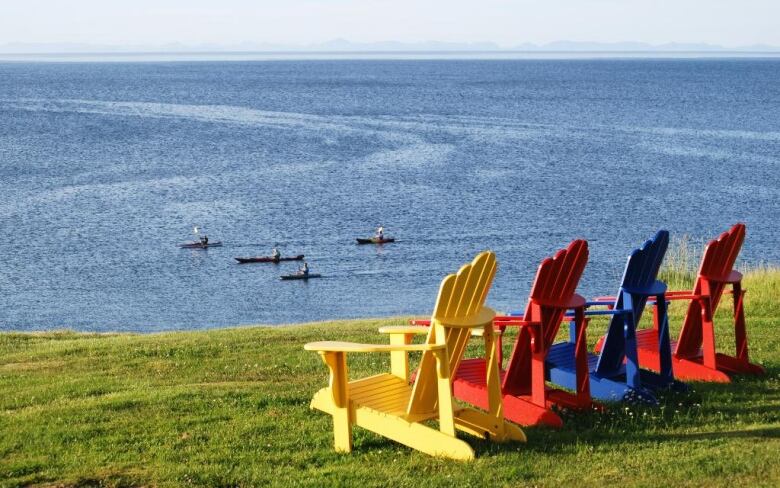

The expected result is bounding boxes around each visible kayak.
[178,241,223,249]
[235,254,304,264]
[356,237,395,245]
[280,273,322,280]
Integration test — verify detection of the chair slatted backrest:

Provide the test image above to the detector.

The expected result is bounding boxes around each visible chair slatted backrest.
[621,230,669,294]
[407,251,498,415]
[502,240,589,393]
[596,231,669,374]
[677,223,745,356]
[698,223,745,284]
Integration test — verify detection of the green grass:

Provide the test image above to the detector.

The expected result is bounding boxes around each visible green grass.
[2,269,779,487]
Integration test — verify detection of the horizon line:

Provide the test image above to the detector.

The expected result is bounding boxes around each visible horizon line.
[3,49,780,55]
[2,39,780,55]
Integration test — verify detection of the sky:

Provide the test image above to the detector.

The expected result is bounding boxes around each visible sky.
[1,0,779,48]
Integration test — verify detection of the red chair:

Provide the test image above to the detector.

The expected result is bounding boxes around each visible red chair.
[631,223,765,382]
[453,240,594,428]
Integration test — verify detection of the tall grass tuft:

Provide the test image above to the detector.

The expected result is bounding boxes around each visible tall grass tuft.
[658,234,701,290]
[658,234,780,316]
[742,263,780,316]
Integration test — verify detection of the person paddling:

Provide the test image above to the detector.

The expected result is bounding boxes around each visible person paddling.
[298,261,310,276]
[272,246,281,261]
[375,225,385,241]
[193,226,208,246]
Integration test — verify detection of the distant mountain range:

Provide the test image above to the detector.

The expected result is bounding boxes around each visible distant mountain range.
[1,39,779,54]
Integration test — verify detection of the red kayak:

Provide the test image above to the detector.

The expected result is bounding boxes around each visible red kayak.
[235,254,304,264]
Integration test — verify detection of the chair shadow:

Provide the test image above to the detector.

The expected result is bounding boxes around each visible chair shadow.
[471,363,779,456]
[323,363,778,458]
[648,426,780,442]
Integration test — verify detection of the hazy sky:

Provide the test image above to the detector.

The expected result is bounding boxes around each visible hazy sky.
[2,0,779,47]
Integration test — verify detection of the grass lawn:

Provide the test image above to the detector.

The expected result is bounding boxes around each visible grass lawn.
[1,269,779,487]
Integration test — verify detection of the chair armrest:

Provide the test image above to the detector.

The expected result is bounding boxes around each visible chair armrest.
[409,309,495,329]
[378,325,430,335]
[657,294,698,301]
[593,291,699,303]
[385,324,490,337]
[493,315,523,323]
[304,341,445,353]
[661,290,700,300]
[586,300,615,306]
[409,319,431,326]
[469,327,494,337]
[493,318,543,353]
[493,317,541,328]
[565,309,627,318]
[592,295,616,302]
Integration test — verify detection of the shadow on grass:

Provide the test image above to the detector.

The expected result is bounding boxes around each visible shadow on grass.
[650,426,780,441]
[317,363,779,459]
[468,365,779,456]
[295,362,778,460]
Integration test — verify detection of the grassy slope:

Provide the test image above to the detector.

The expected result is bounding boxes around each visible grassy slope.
[1,270,779,488]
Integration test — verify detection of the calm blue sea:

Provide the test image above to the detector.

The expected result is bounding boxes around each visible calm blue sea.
[1,59,779,332]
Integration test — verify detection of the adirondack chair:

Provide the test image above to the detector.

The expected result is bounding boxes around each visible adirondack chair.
[444,240,593,428]
[549,231,685,405]
[631,223,765,382]
[304,251,526,460]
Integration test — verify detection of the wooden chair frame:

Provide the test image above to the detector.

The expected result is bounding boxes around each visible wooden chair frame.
[305,251,525,460]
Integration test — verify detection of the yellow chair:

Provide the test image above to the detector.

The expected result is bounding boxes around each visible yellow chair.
[305,251,526,460]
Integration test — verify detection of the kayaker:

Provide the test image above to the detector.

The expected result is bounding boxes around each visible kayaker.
[375,225,384,240]
[272,247,281,260]
[298,261,310,276]
[200,235,209,246]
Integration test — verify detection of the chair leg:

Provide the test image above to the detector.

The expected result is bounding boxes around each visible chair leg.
[700,296,717,370]
[482,324,507,440]
[531,334,547,408]
[320,351,352,452]
[733,283,750,364]
[652,300,660,332]
[573,308,591,408]
[655,294,674,384]
[390,333,413,382]
[622,294,641,390]
[434,349,456,437]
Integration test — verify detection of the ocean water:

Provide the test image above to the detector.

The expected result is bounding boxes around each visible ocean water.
[1,59,778,332]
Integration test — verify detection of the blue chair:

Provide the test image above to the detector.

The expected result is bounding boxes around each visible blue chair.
[546,230,685,404]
